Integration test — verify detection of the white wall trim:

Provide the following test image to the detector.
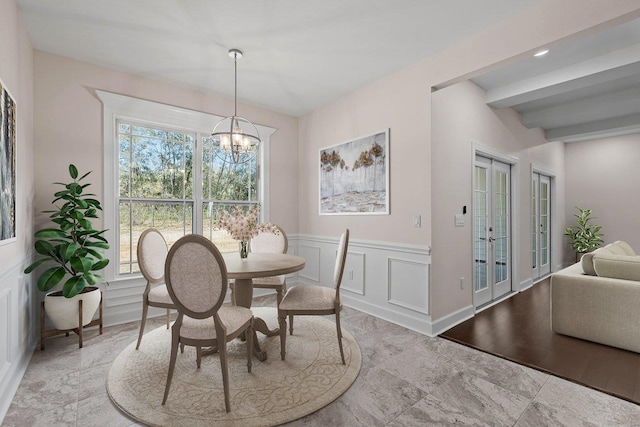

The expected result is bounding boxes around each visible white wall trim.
[292,234,433,335]
[387,258,429,314]
[0,342,33,423]
[0,258,35,424]
[431,305,475,336]
[520,277,534,292]
[295,234,431,255]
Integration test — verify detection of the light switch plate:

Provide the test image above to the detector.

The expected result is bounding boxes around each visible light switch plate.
[454,214,465,227]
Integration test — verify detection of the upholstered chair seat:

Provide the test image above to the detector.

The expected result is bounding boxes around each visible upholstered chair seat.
[278,230,350,364]
[180,306,253,341]
[279,286,336,311]
[148,285,173,305]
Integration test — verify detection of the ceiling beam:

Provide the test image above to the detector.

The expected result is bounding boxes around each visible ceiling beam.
[486,43,640,108]
[521,86,640,129]
[545,113,640,142]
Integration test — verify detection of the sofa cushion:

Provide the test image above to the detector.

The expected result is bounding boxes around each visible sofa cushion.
[593,252,640,282]
[581,251,598,276]
[581,241,636,275]
[613,240,636,256]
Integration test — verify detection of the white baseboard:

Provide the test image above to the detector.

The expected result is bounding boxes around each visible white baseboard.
[0,343,34,422]
[340,293,435,337]
[102,288,277,327]
[430,305,475,336]
[520,278,534,292]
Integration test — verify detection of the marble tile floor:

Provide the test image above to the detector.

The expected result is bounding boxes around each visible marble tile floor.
[3,294,640,426]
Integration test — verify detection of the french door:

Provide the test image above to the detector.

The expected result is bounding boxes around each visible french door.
[473,155,512,308]
[532,172,551,279]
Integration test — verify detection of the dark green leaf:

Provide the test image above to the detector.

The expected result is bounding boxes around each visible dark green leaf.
[91,259,109,271]
[85,241,109,249]
[71,257,92,273]
[93,235,108,243]
[65,242,80,259]
[62,276,86,298]
[69,164,78,179]
[85,248,104,259]
[37,267,67,292]
[24,258,49,274]
[35,229,68,239]
[35,240,56,256]
[78,170,92,181]
[85,273,97,285]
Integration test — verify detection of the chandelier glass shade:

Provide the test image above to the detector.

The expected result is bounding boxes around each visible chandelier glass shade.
[211,49,261,164]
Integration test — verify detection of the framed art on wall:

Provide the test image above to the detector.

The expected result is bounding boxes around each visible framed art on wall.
[0,78,16,244]
[319,129,389,215]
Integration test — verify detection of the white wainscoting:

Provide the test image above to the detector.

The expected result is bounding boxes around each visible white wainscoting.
[291,234,435,336]
[0,258,36,422]
[87,235,436,341]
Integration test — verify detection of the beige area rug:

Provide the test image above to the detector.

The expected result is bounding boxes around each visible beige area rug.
[107,307,361,426]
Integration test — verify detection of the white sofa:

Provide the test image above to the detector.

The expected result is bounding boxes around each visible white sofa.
[550,241,640,353]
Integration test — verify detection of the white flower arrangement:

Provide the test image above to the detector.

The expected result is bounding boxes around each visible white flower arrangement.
[218,205,278,242]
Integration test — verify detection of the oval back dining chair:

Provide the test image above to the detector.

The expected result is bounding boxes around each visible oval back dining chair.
[162,234,254,412]
[278,229,349,364]
[136,228,175,350]
[247,225,289,305]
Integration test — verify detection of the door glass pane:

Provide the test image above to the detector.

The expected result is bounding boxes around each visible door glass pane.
[494,170,509,285]
[532,178,537,269]
[474,165,488,292]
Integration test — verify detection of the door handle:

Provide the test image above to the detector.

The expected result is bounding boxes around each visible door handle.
[488,237,495,243]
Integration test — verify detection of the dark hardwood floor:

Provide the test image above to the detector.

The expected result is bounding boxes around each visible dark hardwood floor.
[441,278,640,405]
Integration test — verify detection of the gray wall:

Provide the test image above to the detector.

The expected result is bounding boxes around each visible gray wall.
[565,134,640,252]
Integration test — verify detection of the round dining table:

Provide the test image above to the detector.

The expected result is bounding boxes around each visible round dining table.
[222,252,306,361]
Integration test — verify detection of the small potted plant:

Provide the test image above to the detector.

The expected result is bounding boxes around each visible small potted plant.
[564,207,604,262]
[24,164,109,331]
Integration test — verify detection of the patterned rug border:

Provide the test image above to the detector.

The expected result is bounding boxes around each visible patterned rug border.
[107,314,362,426]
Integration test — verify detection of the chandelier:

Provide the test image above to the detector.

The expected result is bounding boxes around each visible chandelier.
[211,49,261,163]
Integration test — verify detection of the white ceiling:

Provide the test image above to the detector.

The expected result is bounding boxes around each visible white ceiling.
[17,0,541,117]
[472,17,640,142]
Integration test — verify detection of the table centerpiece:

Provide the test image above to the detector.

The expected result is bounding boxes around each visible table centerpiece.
[218,205,279,258]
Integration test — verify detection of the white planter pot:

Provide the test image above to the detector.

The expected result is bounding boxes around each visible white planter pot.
[44,286,101,331]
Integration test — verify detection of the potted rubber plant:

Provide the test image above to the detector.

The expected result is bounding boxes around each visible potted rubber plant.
[564,207,604,262]
[24,164,109,331]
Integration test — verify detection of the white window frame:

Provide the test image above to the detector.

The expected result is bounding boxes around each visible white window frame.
[96,90,276,283]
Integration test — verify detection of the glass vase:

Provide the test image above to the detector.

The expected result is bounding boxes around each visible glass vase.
[239,240,249,259]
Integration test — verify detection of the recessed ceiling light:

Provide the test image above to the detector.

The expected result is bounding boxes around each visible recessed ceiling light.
[534,49,549,57]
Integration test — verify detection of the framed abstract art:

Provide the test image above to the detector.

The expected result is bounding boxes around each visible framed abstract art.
[0,78,16,244]
[319,129,389,215]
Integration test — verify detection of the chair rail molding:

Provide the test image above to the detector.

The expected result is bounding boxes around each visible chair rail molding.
[0,257,36,423]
